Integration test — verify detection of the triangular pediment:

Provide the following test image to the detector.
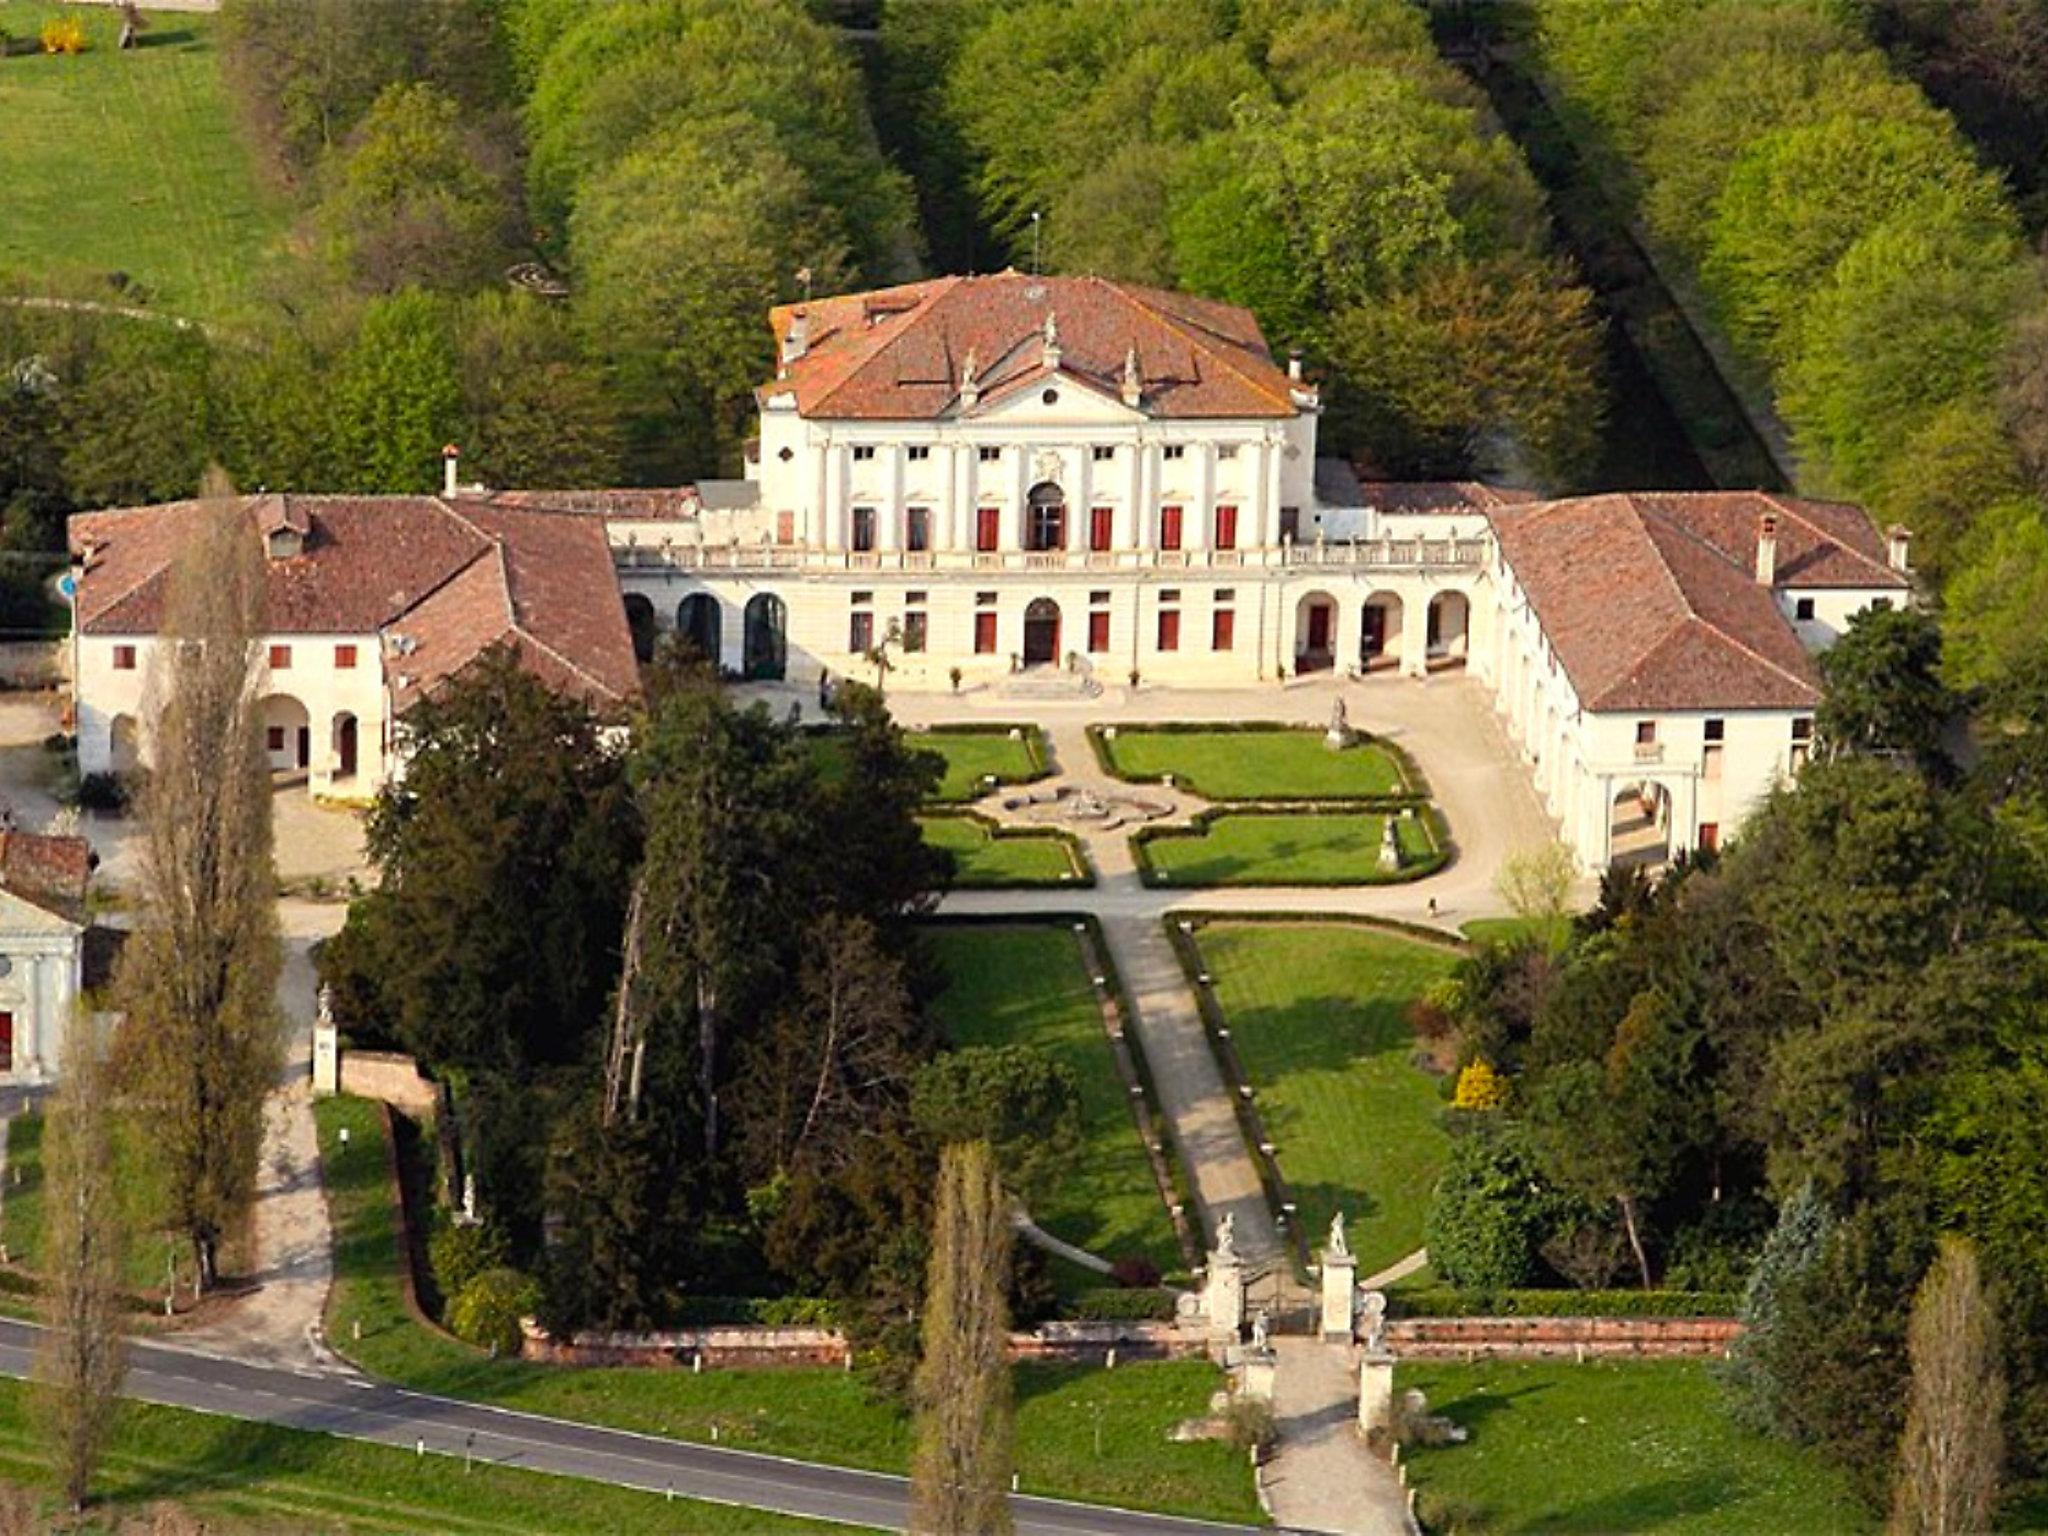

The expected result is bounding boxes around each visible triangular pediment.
[967,366,1147,425]
[0,886,83,936]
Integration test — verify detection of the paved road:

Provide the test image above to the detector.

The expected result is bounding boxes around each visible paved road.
[0,1319,1252,1535]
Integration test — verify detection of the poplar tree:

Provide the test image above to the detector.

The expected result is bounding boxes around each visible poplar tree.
[910,1140,1014,1536]
[116,488,281,1292]
[34,1017,127,1514]
[1891,1238,2005,1536]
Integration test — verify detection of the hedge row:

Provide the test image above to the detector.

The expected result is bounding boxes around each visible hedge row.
[1391,1288,1739,1319]
[1066,1287,1181,1323]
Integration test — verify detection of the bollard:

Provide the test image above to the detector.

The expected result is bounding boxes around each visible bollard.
[415,1438,424,1458]
[353,1318,362,1342]
[1105,1347,1117,1371]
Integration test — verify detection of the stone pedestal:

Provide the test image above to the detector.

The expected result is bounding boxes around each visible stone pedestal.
[1320,1249,1357,1341]
[1240,1348,1277,1403]
[1358,1351,1396,1436]
[1205,1255,1244,1342]
[312,1023,340,1098]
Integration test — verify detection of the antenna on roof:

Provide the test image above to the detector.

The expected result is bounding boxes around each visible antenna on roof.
[1030,211,1042,276]
[796,265,813,304]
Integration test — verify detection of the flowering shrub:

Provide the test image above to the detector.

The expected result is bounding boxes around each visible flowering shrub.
[1452,1058,1509,1111]
[41,17,89,54]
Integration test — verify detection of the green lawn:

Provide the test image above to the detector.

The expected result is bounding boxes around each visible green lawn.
[915,727,1044,802]
[926,925,1181,1277]
[1196,923,1459,1271]
[1141,811,1438,886]
[0,2,290,320]
[1460,916,1566,948]
[3,1109,177,1292]
[315,1095,1254,1524]
[1099,727,1408,799]
[1401,1360,1870,1534]
[922,813,1086,887]
[0,1374,851,1534]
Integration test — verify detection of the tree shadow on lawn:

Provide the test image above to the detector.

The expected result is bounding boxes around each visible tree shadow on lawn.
[110,1411,343,1507]
[1543,1471,1751,1533]
[1224,986,1413,1079]
[1425,1381,1550,1437]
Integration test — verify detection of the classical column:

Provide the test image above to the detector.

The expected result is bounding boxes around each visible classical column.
[810,439,830,548]
[1184,444,1209,553]
[825,445,848,553]
[1131,445,1155,553]
[999,446,1026,550]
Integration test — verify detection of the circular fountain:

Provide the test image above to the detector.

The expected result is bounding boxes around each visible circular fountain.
[1000,783,1174,831]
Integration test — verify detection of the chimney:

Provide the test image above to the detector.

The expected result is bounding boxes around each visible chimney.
[1887,523,1912,574]
[1288,350,1303,382]
[442,444,460,499]
[1755,512,1777,586]
[780,308,810,368]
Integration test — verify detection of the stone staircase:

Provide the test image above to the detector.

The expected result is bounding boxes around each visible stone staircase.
[993,666,1103,701]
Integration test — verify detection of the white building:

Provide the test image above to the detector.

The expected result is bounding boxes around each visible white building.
[601,272,1912,869]
[0,832,94,1084]
[68,494,640,797]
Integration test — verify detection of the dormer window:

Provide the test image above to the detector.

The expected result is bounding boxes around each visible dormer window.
[266,527,304,560]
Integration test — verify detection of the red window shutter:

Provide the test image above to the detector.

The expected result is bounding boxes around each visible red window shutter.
[1090,506,1113,552]
[1157,609,1180,652]
[1214,504,1237,551]
[1160,505,1182,551]
[976,507,1000,552]
[1087,611,1110,652]
[974,612,998,653]
[1213,609,1235,651]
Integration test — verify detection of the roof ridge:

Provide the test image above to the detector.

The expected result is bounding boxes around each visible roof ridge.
[805,276,964,417]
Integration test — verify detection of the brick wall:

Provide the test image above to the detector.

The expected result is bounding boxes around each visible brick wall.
[1387,1315,1741,1359]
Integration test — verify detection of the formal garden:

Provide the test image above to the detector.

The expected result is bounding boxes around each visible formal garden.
[1092,723,1415,801]
[913,723,1049,803]
[1173,919,1461,1274]
[1137,807,1444,887]
[313,1091,1259,1524]
[917,812,1090,889]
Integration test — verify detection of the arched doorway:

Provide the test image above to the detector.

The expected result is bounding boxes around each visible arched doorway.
[677,593,722,665]
[1294,591,1338,673]
[1427,591,1469,668]
[109,714,139,774]
[1362,591,1404,672]
[332,712,359,780]
[1610,782,1672,870]
[1023,597,1061,667]
[1025,482,1066,553]
[743,593,788,680]
[259,694,311,776]
[623,593,656,663]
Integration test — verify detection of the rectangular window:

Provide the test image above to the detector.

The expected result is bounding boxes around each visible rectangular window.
[906,445,931,461]
[906,591,928,606]
[1090,506,1113,552]
[1214,504,1238,551]
[849,611,874,653]
[976,591,997,607]
[1792,717,1813,741]
[269,644,292,670]
[1279,506,1301,544]
[1704,718,1725,742]
[906,506,931,552]
[1635,720,1657,745]
[1159,505,1183,551]
[851,445,876,462]
[1089,590,1110,606]
[1087,611,1111,653]
[112,645,136,671]
[1218,445,1238,460]
[976,506,1000,552]
[851,590,873,605]
[903,611,928,653]
[974,612,998,654]
[1212,608,1235,651]
[776,510,795,545]
[1795,596,1816,621]
[1157,608,1180,652]
[335,644,358,670]
[1026,499,1065,552]
[1698,822,1720,853]
[850,506,876,552]
[978,446,1001,463]
[1091,445,1114,462]
[1704,743,1724,781]
[1162,445,1186,461]
[266,726,286,753]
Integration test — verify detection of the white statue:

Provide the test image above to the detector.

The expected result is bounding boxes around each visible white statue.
[1359,1289,1389,1354]
[1329,1211,1350,1259]
[1251,1309,1270,1352]
[460,1172,479,1225]
[1214,1211,1238,1266]
[1326,697,1352,750]
[316,983,334,1030]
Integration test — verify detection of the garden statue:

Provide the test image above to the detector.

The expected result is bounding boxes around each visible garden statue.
[1378,817,1402,873]
[1326,697,1351,749]
[1329,1211,1349,1259]
[1251,1309,1270,1352]
[1214,1211,1238,1265]
[1360,1290,1389,1354]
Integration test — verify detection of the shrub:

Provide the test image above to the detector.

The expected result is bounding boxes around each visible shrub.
[76,772,128,812]
[1223,1396,1276,1454]
[1067,1287,1179,1322]
[1451,1059,1509,1111]
[669,1295,840,1327]
[1426,1129,1549,1291]
[41,732,71,756]
[1109,1255,1161,1289]
[1389,1288,1740,1318]
[40,16,88,54]
[447,1266,539,1356]
[427,1218,507,1304]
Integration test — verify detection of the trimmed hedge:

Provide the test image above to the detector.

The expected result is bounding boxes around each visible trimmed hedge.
[1067,1286,1180,1323]
[1132,804,1453,888]
[1391,1289,1740,1319]
[921,808,1096,890]
[1087,721,1433,805]
[670,1295,842,1328]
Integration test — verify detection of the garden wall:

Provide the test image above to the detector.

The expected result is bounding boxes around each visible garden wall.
[338,1051,438,1117]
[520,1317,1209,1369]
[1387,1315,1740,1360]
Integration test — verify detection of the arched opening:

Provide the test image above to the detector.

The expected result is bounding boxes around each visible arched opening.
[1610,782,1672,871]
[743,593,788,681]
[1022,597,1061,667]
[677,593,722,666]
[259,694,311,777]
[622,593,657,664]
[1294,590,1338,672]
[332,712,359,780]
[1362,591,1404,672]
[1427,591,1470,669]
[1024,482,1067,553]
[108,714,139,775]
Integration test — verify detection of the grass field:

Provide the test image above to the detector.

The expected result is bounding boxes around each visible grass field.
[0,1374,852,1534]
[1141,810,1438,886]
[926,924,1181,1278]
[921,813,1085,887]
[914,727,1044,802]
[1460,916,1566,948]
[315,1095,1253,1523]
[1401,1360,1870,1534]
[0,2,289,319]
[1196,923,1459,1271]
[3,1109,178,1292]
[1099,727,1408,800]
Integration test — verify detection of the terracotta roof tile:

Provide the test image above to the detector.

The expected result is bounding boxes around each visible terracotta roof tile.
[0,832,90,924]
[766,272,1301,421]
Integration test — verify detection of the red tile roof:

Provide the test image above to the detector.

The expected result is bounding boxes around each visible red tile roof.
[1486,491,1907,713]
[0,832,90,924]
[766,272,1301,421]
[1356,480,1538,514]
[69,496,638,709]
